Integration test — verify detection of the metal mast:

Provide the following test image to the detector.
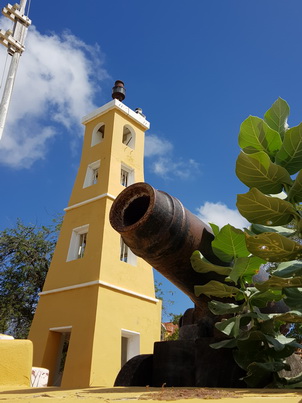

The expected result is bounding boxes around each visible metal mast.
[0,1,31,140]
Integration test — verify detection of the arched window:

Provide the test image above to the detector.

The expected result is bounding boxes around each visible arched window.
[122,125,135,149]
[91,123,105,147]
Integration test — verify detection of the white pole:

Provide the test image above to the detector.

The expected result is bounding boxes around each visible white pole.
[0,0,28,140]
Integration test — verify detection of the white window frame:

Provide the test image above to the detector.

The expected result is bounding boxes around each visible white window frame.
[122,125,135,149]
[67,224,89,262]
[91,123,105,147]
[120,237,137,266]
[120,163,134,187]
[83,160,100,188]
[121,329,140,367]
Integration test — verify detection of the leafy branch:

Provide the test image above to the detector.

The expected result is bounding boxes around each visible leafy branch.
[192,98,302,388]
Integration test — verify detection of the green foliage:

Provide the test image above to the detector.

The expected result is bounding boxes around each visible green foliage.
[0,218,60,338]
[192,98,302,388]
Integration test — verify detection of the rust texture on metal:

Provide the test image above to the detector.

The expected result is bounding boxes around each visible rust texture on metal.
[109,182,227,314]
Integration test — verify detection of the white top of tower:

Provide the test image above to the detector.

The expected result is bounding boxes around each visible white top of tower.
[81,99,150,130]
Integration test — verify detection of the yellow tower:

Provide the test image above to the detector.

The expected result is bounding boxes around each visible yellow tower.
[29,82,162,388]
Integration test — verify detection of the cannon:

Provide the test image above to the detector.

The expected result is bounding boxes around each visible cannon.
[109,182,228,329]
[109,182,249,387]
[110,183,300,388]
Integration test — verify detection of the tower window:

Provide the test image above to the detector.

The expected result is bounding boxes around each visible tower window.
[120,237,137,266]
[92,167,99,185]
[83,160,101,188]
[67,224,89,262]
[91,123,105,146]
[120,164,134,187]
[120,238,128,262]
[120,169,128,187]
[77,232,87,259]
[122,125,135,149]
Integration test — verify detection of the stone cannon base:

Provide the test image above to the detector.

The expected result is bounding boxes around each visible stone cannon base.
[115,339,246,388]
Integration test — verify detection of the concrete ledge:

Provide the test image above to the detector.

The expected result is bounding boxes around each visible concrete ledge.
[0,387,302,402]
[0,340,33,387]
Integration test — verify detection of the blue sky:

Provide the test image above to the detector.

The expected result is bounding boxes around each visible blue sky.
[1,0,302,319]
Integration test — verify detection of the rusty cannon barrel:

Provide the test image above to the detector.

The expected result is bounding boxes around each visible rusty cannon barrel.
[109,182,227,314]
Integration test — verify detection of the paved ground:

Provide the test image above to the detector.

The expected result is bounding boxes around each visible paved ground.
[0,387,302,403]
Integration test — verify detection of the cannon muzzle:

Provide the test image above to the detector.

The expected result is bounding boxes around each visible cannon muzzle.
[109,182,227,314]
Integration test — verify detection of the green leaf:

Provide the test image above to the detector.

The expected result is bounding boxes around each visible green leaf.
[195,280,241,298]
[271,310,302,323]
[279,371,302,386]
[269,342,301,360]
[239,116,282,158]
[236,151,292,194]
[264,334,295,351]
[288,169,302,203]
[250,223,295,236]
[210,338,237,349]
[255,275,302,292]
[211,224,250,263]
[227,256,265,285]
[244,361,287,387]
[273,261,302,278]
[250,289,283,308]
[245,232,302,262]
[283,288,302,311]
[264,97,290,138]
[208,300,242,315]
[237,188,297,226]
[209,222,220,237]
[215,316,241,337]
[190,250,231,276]
[275,123,302,174]
[233,333,265,370]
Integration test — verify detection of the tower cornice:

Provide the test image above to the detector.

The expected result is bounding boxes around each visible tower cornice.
[81,99,150,130]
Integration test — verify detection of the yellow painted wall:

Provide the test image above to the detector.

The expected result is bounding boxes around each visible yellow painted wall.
[0,340,33,387]
[29,101,161,388]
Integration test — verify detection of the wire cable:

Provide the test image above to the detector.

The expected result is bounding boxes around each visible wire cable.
[26,0,32,16]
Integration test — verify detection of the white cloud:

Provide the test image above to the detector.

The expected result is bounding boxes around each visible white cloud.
[145,133,199,179]
[153,156,199,179]
[0,19,109,168]
[196,201,249,229]
[145,133,173,157]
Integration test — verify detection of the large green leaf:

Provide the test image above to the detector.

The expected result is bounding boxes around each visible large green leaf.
[264,97,290,138]
[244,361,288,387]
[238,116,282,159]
[245,232,302,262]
[208,300,242,315]
[209,222,220,237]
[255,275,302,292]
[195,280,241,298]
[273,261,302,278]
[250,289,283,308]
[236,151,292,194]
[227,256,265,285]
[250,223,295,236]
[237,188,296,226]
[264,334,295,352]
[215,316,241,337]
[283,288,302,311]
[190,250,231,276]
[270,310,302,323]
[234,332,266,370]
[288,169,302,203]
[211,224,249,263]
[275,123,302,174]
